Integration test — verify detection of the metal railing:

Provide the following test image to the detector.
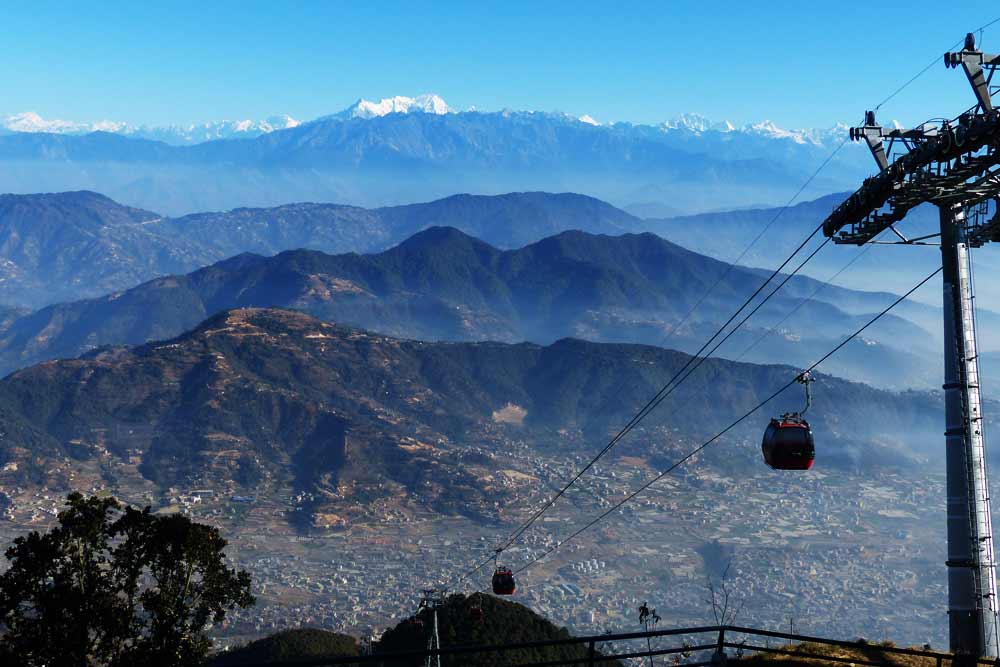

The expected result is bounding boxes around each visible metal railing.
[222,624,1000,667]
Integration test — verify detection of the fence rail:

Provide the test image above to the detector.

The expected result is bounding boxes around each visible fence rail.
[225,624,1000,667]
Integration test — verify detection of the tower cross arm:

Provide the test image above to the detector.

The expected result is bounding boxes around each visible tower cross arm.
[849,111,890,170]
[945,33,1000,112]
[825,107,1000,243]
[850,111,940,171]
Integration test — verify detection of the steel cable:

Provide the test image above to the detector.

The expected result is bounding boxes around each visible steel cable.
[509,266,942,577]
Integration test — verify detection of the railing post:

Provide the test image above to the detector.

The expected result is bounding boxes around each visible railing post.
[712,628,728,666]
[588,638,596,667]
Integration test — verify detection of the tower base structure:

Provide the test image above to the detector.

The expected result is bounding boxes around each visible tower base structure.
[940,203,1000,657]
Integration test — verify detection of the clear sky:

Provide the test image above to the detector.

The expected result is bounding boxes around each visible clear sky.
[2,1,998,129]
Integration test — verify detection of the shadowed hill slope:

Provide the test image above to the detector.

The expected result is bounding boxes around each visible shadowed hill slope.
[376,593,621,667]
[211,628,359,665]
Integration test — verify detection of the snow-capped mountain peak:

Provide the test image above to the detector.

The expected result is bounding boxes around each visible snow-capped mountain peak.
[656,114,869,147]
[3,111,128,134]
[1,104,870,152]
[129,116,302,144]
[661,113,735,134]
[336,94,452,120]
[1,111,301,144]
[263,114,301,131]
[746,119,798,140]
[744,119,854,146]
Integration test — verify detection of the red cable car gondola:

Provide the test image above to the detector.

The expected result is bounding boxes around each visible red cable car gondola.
[762,372,816,471]
[492,566,516,595]
[491,547,516,595]
[762,416,815,470]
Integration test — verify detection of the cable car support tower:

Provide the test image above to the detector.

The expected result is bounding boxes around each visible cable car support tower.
[823,33,1000,656]
[418,589,444,667]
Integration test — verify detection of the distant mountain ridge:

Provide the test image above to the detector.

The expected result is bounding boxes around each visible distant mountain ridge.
[0,99,869,215]
[0,190,641,307]
[1,111,302,145]
[644,193,1000,314]
[2,98,850,147]
[1,94,454,144]
[153,191,643,255]
[0,191,214,306]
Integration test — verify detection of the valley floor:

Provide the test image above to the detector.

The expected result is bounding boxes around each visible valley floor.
[0,430,950,651]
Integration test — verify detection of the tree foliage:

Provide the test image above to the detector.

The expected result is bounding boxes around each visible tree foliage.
[0,492,254,667]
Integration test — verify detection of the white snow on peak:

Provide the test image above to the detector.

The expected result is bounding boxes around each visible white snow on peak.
[1,111,301,144]
[3,104,864,151]
[127,116,302,143]
[662,113,709,132]
[337,94,452,120]
[744,119,860,146]
[746,119,801,141]
[3,111,128,134]
[264,114,301,131]
[661,113,735,134]
[659,113,858,147]
[90,119,132,133]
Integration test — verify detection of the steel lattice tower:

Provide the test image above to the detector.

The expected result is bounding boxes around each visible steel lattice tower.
[419,589,444,667]
[822,33,1000,656]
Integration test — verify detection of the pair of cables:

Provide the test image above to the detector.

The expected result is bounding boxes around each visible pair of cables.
[440,17,1000,591]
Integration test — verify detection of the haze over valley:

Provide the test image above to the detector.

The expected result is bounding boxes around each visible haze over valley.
[0,185,990,650]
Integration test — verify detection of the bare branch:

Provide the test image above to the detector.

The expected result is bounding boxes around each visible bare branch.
[705,557,745,626]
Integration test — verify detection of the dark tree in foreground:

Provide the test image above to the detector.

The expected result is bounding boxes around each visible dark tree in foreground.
[0,492,254,667]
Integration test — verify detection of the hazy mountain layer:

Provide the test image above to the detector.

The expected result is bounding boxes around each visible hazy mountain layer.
[648,195,1000,309]
[0,191,214,307]
[149,191,643,255]
[0,226,940,390]
[648,194,1000,373]
[0,191,640,308]
[0,189,972,391]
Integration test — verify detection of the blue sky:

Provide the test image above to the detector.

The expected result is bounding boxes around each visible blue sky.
[2,1,998,129]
